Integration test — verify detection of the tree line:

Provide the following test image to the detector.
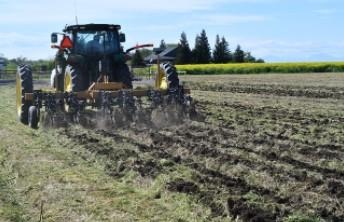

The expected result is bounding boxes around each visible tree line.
[0,56,54,72]
[132,29,264,66]
[3,29,264,70]
[175,30,264,64]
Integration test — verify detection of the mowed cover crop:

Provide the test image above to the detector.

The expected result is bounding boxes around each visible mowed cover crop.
[0,73,343,221]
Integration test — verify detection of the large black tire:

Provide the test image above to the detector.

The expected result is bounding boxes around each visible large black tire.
[16,65,33,125]
[70,65,88,92]
[28,106,39,129]
[55,68,65,92]
[161,62,179,89]
[114,64,133,89]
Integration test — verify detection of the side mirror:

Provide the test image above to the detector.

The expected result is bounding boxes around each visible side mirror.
[51,33,58,43]
[119,33,126,43]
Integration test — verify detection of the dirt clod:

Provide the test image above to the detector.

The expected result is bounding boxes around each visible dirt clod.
[166,179,199,194]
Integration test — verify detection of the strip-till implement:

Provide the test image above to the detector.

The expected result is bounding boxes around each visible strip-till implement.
[16,24,196,129]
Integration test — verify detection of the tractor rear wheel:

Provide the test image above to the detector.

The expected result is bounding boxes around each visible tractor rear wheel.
[16,64,33,125]
[161,62,179,89]
[70,65,88,92]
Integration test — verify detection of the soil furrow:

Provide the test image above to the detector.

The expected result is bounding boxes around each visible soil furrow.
[51,74,344,221]
[187,82,344,99]
[95,127,344,221]
[92,128,288,220]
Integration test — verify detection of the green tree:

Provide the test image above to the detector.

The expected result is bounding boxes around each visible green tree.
[192,30,211,64]
[131,50,145,67]
[256,58,265,63]
[213,35,232,63]
[166,43,178,48]
[233,45,245,63]
[221,37,232,63]
[244,52,256,63]
[175,32,192,64]
[12,56,28,65]
[213,35,221,63]
[140,49,153,58]
[191,34,199,64]
[159,39,167,50]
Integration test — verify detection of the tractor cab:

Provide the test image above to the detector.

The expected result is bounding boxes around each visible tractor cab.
[52,24,126,59]
[51,24,130,91]
[61,24,126,58]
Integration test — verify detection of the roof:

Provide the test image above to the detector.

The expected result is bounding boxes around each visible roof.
[160,47,178,57]
[64,24,121,32]
[144,47,178,63]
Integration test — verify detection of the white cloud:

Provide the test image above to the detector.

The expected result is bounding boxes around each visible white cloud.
[196,14,267,25]
[0,0,274,24]
[0,32,53,59]
[2,0,263,19]
[0,0,226,23]
[233,38,344,62]
[0,0,343,61]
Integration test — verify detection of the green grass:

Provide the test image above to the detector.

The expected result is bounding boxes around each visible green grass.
[284,214,321,222]
[176,62,344,74]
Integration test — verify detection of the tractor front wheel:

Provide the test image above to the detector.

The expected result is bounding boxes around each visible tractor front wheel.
[28,106,39,129]
[160,62,180,89]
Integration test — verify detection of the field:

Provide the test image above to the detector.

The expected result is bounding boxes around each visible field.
[176,62,344,74]
[0,73,344,221]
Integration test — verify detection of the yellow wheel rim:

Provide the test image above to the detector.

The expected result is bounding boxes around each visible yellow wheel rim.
[16,72,22,117]
[64,71,72,112]
[160,76,167,90]
[64,71,72,92]
[156,67,168,90]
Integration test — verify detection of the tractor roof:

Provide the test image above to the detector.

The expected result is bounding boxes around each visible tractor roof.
[64,24,121,32]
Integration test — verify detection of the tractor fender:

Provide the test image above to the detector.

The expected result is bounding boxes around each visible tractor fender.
[67,54,85,66]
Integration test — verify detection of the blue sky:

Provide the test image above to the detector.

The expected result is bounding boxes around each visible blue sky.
[0,0,343,62]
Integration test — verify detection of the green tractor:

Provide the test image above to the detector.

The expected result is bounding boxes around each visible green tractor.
[16,24,194,129]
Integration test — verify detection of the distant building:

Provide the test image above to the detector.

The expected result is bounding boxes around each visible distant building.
[0,56,5,77]
[0,57,4,68]
[144,47,178,64]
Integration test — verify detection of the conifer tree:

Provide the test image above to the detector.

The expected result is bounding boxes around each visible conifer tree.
[193,30,211,64]
[233,45,245,63]
[159,39,167,50]
[213,35,232,63]
[131,50,144,66]
[175,32,192,64]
